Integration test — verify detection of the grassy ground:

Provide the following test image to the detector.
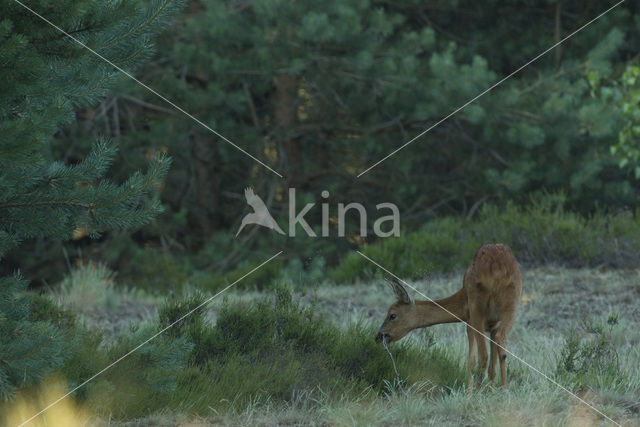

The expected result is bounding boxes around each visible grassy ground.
[45,265,639,426]
[200,266,640,426]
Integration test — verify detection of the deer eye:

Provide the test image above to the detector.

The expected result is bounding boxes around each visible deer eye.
[389,314,397,320]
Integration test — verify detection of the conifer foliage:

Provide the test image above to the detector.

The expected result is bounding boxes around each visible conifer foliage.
[0,0,181,399]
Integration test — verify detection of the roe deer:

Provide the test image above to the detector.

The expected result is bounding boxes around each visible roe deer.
[376,243,523,392]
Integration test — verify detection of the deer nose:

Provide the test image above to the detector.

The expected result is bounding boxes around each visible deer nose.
[376,332,390,343]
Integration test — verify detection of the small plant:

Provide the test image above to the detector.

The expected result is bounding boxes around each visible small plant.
[556,312,621,389]
[57,261,118,312]
[158,292,209,365]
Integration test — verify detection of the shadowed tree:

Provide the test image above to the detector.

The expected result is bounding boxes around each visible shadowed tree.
[0,0,182,400]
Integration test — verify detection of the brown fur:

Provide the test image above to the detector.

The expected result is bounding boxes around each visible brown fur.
[377,243,523,392]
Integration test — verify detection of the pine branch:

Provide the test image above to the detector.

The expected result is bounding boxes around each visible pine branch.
[0,200,93,209]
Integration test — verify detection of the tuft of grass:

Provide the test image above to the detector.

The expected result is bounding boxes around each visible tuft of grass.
[57,261,117,312]
[556,313,624,391]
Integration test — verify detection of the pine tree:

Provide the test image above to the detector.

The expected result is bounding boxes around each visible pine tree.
[63,0,637,265]
[0,0,182,400]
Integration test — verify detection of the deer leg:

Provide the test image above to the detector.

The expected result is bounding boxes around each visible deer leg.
[488,328,498,383]
[470,317,488,388]
[466,325,475,395]
[496,308,517,388]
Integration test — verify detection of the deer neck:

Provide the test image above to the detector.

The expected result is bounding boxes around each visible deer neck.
[414,288,468,328]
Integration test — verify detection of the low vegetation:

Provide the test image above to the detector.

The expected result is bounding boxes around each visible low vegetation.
[331,195,640,282]
[3,266,639,425]
[556,313,626,391]
[101,194,640,293]
[118,284,463,416]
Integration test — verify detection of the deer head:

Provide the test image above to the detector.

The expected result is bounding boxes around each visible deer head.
[376,277,416,344]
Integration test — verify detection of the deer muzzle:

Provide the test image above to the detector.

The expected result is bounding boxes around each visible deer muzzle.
[376,331,391,344]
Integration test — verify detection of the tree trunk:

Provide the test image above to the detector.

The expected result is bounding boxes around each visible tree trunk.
[275,74,302,187]
[190,132,220,240]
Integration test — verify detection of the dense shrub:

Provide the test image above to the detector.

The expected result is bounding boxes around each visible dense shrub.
[156,285,465,413]
[0,276,66,400]
[27,292,76,330]
[71,194,640,291]
[330,195,640,282]
[83,326,192,418]
[120,247,192,291]
[192,260,282,292]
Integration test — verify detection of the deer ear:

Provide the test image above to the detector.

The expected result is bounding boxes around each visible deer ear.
[384,277,414,305]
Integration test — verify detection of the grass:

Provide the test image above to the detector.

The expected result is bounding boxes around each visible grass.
[56,261,118,312]
[5,266,640,426]
[159,267,640,425]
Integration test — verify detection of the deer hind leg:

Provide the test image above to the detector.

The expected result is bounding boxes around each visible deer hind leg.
[466,325,476,395]
[488,328,498,383]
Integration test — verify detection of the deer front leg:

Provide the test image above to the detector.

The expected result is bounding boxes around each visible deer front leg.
[496,289,519,388]
[488,329,498,383]
[496,308,517,387]
[496,330,508,387]
[466,325,475,395]
[472,324,488,388]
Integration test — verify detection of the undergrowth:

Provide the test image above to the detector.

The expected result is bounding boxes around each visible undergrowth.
[4,280,636,424]
[108,194,640,292]
[330,194,640,282]
[156,284,466,414]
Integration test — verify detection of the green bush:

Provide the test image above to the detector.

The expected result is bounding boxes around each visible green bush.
[0,276,65,400]
[24,294,105,401]
[192,260,282,292]
[4,282,464,418]
[155,284,465,414]
[330,219,468,282]
[331,194,640,282]
[122,249,192,291]
[85,326,192,418]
